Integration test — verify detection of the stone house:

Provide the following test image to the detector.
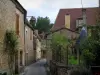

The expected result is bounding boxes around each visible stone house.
[47,7,99,64]
[46,28,78,64]
[0,0,26,74]
[25,20,34,65]
[33,30,42,61]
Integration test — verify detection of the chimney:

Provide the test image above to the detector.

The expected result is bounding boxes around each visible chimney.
[82,9,86,25]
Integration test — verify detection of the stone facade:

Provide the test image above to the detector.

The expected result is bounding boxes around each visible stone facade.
[33,30,42,61]
[15,8,25,73]
[0,0,16,72]
[36,39,41,60]
[46,28,79,64]
[25,24,34,65]
[0,0,26,73]
[47,28,78,40]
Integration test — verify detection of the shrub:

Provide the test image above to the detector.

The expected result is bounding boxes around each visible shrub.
[69,56,78,65]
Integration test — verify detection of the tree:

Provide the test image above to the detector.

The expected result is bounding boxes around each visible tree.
[3,30,18,75]
[30,16,53,33]
[36,16,52,33]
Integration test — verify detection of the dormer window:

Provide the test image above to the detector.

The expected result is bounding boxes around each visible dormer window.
[76,18,83,28]
[65,14,70,29]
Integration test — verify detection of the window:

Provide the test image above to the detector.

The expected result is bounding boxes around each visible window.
[30,29,32,40]
[16,14,19,36]
[65,14,70,29]
[76,18,83,28]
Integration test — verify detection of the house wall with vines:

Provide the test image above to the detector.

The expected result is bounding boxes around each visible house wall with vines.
[0,0,26,73]
[0,0,16,71]
[15,8,25,73]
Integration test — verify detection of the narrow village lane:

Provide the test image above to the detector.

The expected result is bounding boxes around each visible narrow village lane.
[23,59,47,75]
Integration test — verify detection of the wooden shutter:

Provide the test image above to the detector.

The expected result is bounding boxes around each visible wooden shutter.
[65,14,70,29]
[16,14,19,36]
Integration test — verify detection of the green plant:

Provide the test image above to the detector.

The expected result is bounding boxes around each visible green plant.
[79,9,100,66]
[82,49,95,66]
[51,33,71,64]
[3,30,18,75]
[69,55,78,65]
[79,25,100,66]
[30,16,53,33]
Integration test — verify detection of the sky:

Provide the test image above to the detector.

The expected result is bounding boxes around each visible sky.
[18,0,99,23]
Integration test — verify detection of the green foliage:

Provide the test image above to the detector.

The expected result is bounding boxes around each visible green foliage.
[80,26,100,66]
[51,33,70,63]
[82,50,95,64]
[4,30,18,75]
[52,33,69,47]
[31,16,53,33]
[4,30,18,54]
[69,56,78,65]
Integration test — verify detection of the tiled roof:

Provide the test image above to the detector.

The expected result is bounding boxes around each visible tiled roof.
[52,7,99,31]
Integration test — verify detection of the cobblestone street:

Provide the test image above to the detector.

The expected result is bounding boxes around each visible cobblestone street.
[23,59,47,75]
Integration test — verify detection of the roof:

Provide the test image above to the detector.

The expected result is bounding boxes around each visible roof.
[47,27,79,36]
[52,7,99,31]
[52,27,78,33]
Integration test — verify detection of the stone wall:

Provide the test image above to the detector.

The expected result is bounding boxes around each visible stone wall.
[25,25,34,65]
[0,0,26,73]
[0,0,16,71]
[36,39,41,60]
[15,8,25,73]
[60,29,78,39]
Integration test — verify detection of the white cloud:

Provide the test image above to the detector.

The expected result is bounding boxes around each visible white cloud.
[42,0,98,9]
[18,0,44,9]
[18,0,99,23]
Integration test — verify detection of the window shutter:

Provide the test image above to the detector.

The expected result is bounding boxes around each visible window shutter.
[16,14,19,36]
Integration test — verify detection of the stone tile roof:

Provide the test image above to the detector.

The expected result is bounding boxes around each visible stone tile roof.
[52,7,99,31]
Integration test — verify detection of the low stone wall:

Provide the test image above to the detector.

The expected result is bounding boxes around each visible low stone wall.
[50,61,95,75]
[50,61,69,75]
